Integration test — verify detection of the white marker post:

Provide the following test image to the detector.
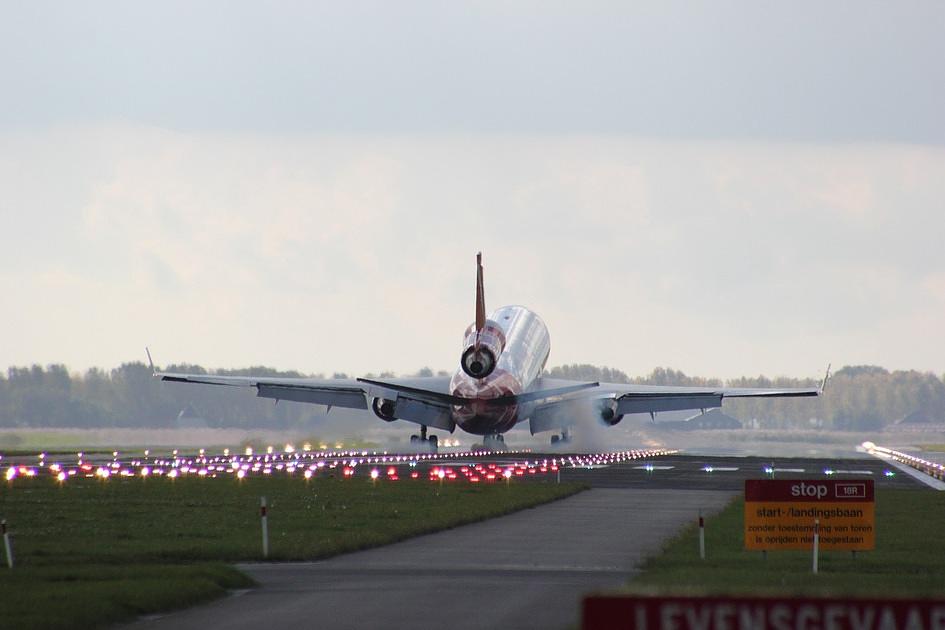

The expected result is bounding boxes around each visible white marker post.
[812,518,819,574]
[698,510,706,560]
[2,520,12,568]
[260,497,269,559]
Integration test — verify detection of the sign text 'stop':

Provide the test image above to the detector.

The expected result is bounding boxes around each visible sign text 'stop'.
[745,479,874,502]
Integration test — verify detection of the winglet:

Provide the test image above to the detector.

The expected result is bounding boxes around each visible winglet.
[146,347,155,374]
[475,252,486,334]
[820,363,831,394]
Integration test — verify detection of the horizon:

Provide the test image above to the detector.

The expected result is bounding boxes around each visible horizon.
[2,359,935,384]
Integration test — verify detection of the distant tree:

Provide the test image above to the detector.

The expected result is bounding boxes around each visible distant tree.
[835,365,889,378]
[545,364,631,383]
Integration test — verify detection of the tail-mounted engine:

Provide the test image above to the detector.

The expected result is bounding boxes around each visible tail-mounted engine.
[371,397,397,422]
[460,321,506,379]
[598,399,624,426]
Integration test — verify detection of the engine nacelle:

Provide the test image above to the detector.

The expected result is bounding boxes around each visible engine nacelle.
[460,320,506,380]
[599,400,624,426]
[461,345,496,379]
[371,397,397,422]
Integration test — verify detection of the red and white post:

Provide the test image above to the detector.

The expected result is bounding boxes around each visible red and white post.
[260,497,269,559]
[698,510,706,560]
[2,519,12,569]
[812,518,820,574]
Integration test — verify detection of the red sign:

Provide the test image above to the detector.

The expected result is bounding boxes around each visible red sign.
[583,596,945,630]
[745,480,874,502]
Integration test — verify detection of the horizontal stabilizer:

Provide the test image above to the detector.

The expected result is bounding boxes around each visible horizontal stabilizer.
[357,377,599,407]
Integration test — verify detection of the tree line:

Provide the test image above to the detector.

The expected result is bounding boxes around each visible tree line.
[0,362,942,431]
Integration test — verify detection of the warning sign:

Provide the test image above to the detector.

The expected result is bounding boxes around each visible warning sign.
[583,595,945,630]
[744,479,874,551]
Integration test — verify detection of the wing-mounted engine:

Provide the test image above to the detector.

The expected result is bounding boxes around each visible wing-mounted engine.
[363,386,456,433]
[598,399,624,426]
[460,320,506,379]
[371,397,398,422]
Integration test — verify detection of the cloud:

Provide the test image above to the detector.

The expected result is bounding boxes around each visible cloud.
[1,125,943,378]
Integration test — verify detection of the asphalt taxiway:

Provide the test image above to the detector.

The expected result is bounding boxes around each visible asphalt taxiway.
[128,453,926,630]
[132,487,734,630]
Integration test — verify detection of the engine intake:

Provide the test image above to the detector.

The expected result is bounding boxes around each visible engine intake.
[371,397,397,422]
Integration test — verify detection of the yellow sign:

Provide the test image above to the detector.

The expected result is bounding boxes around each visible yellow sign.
[744,480,875,551]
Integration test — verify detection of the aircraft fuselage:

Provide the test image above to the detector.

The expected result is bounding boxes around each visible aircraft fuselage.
[449,305,550,435]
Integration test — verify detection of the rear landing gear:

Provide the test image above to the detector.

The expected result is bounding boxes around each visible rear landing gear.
[409,425,438,452]
[550,428,572,447]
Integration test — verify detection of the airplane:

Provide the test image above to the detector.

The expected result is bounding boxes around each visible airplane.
[152,253,827,450]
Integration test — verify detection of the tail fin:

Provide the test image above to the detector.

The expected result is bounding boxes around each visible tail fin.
[475,252,486,333]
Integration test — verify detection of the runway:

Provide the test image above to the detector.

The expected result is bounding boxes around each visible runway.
[127,453,925,630]
[556,454,923,490]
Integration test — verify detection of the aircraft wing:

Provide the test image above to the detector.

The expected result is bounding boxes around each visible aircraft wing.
[156,371,372,408]
[527,375,825,434]
[153,367,458,431]
[596,381,822,415]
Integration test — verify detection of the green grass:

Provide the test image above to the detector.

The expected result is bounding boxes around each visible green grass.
[626,489,945,597]
[0,475,584,629]
[918,444,945,453]
[0,564,252,630]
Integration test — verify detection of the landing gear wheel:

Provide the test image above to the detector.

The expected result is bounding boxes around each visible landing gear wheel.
[483,434,507,451]
[551,434,560,445]
[428,434,438,452]
[410,435,420,444]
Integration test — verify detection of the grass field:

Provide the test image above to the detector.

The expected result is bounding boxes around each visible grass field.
[626,489,945,597]
[0,475,584,629]
[918,444,945,453]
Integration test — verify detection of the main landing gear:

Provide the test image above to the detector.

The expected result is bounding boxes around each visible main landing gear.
[550,427,572,447]
[409,425,438,452]
[482,433,506,451]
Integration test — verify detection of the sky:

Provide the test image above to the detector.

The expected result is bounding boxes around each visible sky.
[1,2,943,380]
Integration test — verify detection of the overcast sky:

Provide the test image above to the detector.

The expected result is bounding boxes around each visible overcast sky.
[1,2,943,379]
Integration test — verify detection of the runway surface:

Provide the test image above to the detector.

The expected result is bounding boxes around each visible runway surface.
[556,454,923,490]
[131,487,734,630]
[126,452,927,630]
